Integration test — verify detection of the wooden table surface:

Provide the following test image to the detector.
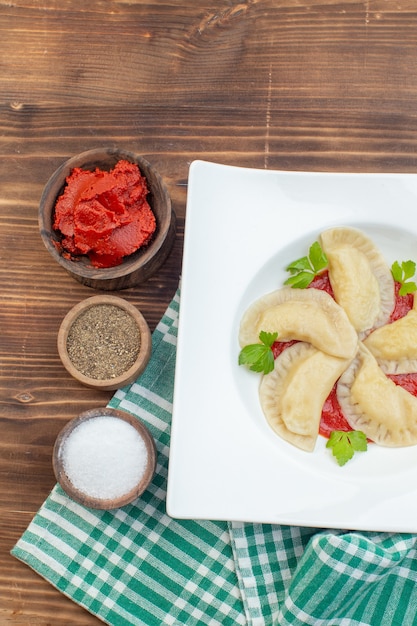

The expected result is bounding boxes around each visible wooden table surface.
[2,0,417,623]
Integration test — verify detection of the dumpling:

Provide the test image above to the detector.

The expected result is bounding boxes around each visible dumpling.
[239,286,358,359]
[364,294,417,374]
[319,227,395,337]
[260,342,350,452]
[239,287,296,347]
[337,343,417,447]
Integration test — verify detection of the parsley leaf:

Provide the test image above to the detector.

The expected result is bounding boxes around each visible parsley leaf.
[326,430,368,466]
[391,260,417,296]
[284,241,328,289]
[238,331,278,375]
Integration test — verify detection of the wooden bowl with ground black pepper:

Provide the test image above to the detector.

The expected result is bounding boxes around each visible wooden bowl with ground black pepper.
[57,295,152,391]
[39,147,176,290]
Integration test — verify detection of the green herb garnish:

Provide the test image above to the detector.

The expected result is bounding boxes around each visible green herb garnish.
[284,241,328,289]
[326,430,368,466]
[391,260,417,296]
[238,331,278,375]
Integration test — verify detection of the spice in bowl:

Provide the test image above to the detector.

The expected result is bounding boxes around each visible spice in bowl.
[53,408,157,509]
[66,302,140,380]
[57,295,152,391]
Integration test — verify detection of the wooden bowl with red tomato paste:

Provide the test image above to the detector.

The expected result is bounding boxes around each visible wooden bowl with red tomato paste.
[39,147,175,290]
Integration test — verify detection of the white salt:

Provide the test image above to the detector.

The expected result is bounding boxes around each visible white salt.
[61,415,148,500]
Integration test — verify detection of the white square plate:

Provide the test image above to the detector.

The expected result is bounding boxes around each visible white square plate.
[166,160,417,532]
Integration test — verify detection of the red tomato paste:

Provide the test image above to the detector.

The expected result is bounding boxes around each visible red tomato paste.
[272,270,416,439]
[319,385,352,438]
[390,281,414,322]
[53,160,156,268]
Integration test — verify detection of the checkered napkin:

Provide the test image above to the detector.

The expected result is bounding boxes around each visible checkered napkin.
[12,289,417,626]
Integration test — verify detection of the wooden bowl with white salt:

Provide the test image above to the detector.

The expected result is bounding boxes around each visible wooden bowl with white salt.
[53,408,157,509]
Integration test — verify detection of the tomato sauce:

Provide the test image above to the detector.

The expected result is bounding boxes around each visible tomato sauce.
[273,270,416,438]
[53,160,156,268]
[319,385,352,438]
[390,281,414,321]
[389,372,417,395]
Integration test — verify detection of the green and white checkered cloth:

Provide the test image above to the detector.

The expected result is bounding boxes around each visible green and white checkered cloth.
[12,289,417,625]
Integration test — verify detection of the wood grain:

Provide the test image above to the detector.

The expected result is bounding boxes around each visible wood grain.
[2,0,417,623]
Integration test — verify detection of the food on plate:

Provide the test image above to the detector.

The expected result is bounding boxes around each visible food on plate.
[337,343,417,447]
[319,227,395,336]
[325,430,368,466]
[259,342,350,452]
[391,260,417,297]
[238,226,417,465]
[238,286,358,360]
[284,241,328,289]
[363,294,417,374]
[238,331,277,375]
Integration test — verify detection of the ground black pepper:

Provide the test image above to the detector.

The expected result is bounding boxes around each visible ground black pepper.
[66,304,141,380]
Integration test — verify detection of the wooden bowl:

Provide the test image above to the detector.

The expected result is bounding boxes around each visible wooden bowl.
[57,295,152,391]
[39,147,176,290]
[53,407,157,509]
